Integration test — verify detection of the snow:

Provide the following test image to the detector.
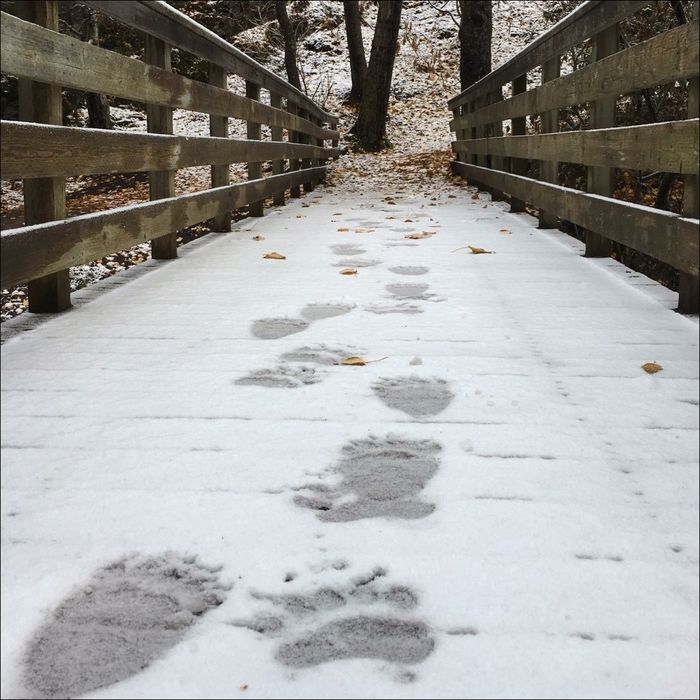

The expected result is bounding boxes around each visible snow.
[2,185,698,699]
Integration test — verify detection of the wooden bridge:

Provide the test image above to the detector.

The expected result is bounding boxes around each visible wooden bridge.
[1,2,698,698]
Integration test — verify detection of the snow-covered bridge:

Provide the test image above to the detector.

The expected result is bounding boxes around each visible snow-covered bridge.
[1,1,698,698]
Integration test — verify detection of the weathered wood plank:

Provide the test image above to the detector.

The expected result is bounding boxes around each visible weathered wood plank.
[1,168,328,289]
[209,63,231,231]
[452,160,699,275]
[269,92,285,207]
[0,121,338,179]
[300,109,314,193]
[452,120,699,174]
[448,1,650,109]
[145,34,177,260]
[0,12,338,142]
[450,21,700,132]
[585,24,618,257]
[509,75,528,213]
[15,0,70,312]
[246,81,264,218]
[680,1,699,312]
[288,102,301,199]
[539,56,560,228]
[83,0,336,125]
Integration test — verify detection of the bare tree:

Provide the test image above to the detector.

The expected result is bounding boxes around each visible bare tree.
[457,0,491,91]
[275,1,302,90]
[82,6,111,129]
[350,0,402,151]
[344,0,367,102]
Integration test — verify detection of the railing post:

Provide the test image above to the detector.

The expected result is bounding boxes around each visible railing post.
[538,56,560,228]
[679,2,699,313]
[488,88,504,201]
[288,101,301,199]
[270,92,285,206]
[208,63,231,230]
[245,80,264,217]
[299,109,314,193]
[145,35,177,259]
[509,74,528,213]
[585,24,618,257]
[16,0,71,312]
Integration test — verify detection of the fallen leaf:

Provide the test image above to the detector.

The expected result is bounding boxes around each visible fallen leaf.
[471,192,480,200]
[339,268,358,275]
[333,212,343,215]
[296,214,305,218]
[338,356,368,366]
[642,362,663,374]
[337,227,350,232]
[301,203,310,207]
[337,356,388,366]
[251,235,265,241]
[263,252,286,260]
[404,219,413,222]
[499,229,511,235]
[468,246,493,254]
[385,215,396,219]
[407,232,435,239]
[240,684,248,691]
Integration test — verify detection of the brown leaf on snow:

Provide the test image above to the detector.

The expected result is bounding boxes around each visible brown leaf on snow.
[641,362,663,374]
[468,246,493,254]
[337,356,388,366]
[471,192,480,200]
[252,235,265,241]
[338,227,350,232]
[338,356,368,366]
[263,252,286,260]
[339,268,358,275]
[499,229,511,235]
[405,231,435,240]
[296,214,305,218]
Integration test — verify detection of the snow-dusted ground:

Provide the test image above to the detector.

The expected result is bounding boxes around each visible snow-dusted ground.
[1,185,698,699]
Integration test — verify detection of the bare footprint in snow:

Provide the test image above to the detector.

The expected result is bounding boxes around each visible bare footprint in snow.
[372,376,454,418]
[23,553,227,699]
[235,365,321,388]
[294,435,440,521]
[251,318,309,339]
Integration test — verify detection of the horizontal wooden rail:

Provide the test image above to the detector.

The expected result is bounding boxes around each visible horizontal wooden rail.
[83,0,337,126]
[448,0,650,109]
[1,168,327,289]
[453,120,699,174]
[1,121,339,179]
[450,21,700,132]
[0,12,338,141]
[452,160,699,276]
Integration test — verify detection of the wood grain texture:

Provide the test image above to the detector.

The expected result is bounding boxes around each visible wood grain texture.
[209,62,231,231]
[538,56,560,228]
[83,0,337,124]
[448,0,650,108]
[0,12,338,141]
[15,0,71,312]
[0,121,338,179]
[145,34,177,260]
[452,160,699,275]
[1,168,328,289]
[452,120,699,173]
[270,92,285,207]
[450,21,700,132]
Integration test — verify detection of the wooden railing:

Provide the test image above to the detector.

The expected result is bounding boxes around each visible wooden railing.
[0,0,339,312]
[448,0,699,313]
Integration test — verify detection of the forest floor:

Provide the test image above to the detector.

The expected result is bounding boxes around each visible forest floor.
[0,0,548,320]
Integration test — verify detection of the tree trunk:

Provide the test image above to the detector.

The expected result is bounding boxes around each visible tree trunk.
[344,0,367,103]
[458,0,492,91]
[83,8,111,129]
[275,1,302,91]
[350,0,402,151]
